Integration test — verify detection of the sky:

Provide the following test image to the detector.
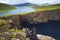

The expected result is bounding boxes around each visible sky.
[0,0,60,5]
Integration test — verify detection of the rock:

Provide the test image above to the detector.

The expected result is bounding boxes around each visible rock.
[37,34,55,40]
[26,38,30,40]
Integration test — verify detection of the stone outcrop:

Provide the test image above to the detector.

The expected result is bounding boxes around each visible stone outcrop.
[37,34,55,40]
[0,15,21,29]
[21,9,60,23]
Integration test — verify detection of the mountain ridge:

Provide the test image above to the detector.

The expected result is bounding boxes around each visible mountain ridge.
[13,2,41,8]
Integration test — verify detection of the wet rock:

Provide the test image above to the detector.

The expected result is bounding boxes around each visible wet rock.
[37,34,55,40]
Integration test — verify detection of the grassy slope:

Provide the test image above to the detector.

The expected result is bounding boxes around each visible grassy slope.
[35,4,60,12]
[20,4,60,15]
[0,3,16,12]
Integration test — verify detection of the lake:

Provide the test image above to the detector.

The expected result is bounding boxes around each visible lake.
[0,6,35,16]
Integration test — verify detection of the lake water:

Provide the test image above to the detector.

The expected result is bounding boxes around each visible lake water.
[0,6,35,16]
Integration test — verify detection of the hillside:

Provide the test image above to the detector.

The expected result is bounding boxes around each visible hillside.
[0,3,16,12]
[35,4,60,12]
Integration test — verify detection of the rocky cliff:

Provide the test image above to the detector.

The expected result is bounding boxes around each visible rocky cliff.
[21,9,60,23]
[0,9,60,28]
[0,15,21,29]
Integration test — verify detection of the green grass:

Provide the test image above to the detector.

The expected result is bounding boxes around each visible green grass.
[0,3,16,12]
[20,4,60,15]
[35,4,60,12]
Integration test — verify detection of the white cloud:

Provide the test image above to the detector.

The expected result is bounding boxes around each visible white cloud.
[9,0,27,4]
[0,0,9,4]
[0,0,27,4]
[0,0,60,5]
[28,0,60,4]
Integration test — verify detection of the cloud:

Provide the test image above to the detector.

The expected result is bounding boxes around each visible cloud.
[9,0,27,4]
[0,0,27,4]
[0,0,9,4]
[28,0,60,4]
[0,0,60,4]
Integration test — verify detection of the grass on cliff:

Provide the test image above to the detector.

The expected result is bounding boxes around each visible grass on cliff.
[0,3,16,12]
[35,4,60,12]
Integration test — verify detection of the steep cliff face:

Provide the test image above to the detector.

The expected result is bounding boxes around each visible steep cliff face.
[48,9,60,20]
[21,9,60,23]
[7,15,21,29]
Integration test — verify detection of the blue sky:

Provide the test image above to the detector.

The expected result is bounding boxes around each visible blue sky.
[0,0,60,5]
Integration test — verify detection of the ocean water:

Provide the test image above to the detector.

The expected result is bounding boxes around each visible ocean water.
[0,6,35,16]
[21,20,60,39]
